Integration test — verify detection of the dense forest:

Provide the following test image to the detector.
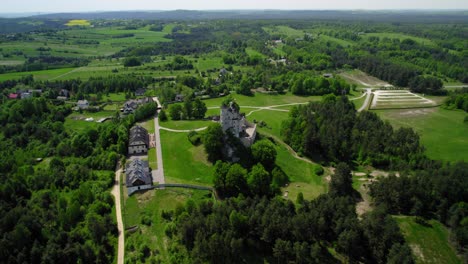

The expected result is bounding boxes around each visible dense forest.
[0,94,154,263]
[281,95,427,169]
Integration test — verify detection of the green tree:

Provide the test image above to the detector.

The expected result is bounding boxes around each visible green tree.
[192,98,207,119]
[251,139,277,170]
[247,163,271,197]
[158,109,168,121]
[202,123,224,163]
[329,162,353,197]
[124,57,142,67]
[226,163,247,197]
[169,104,183,120]
[213,161,231,195]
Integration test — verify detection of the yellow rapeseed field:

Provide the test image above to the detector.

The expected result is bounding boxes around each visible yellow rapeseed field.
[65,19,91,26]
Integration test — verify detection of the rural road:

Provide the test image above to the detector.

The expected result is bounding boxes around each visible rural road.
[357,88,373,112]
[111,168,124,264]
[153,97,165,185]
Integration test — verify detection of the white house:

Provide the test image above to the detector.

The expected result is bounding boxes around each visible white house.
[77,100,89,109]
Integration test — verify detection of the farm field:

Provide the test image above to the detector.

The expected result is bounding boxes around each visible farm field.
[370,90,437,110]
[395,216,461,264]
[374,107,468,162]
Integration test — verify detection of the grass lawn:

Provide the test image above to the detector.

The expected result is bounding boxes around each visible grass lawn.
[159,119,212,130]
[395,216,461,264]
[374,107,468,162]
[250,110,290,138]
[123,188,212,263]
[263,26,304,38]
[64,118,99,132]
[203,93,319,108]
[148,148,157,170]
[139,118,155,134]
[160,130,213,185]
[275,142,327,201]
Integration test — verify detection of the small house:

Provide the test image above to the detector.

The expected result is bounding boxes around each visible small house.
[77,100,89,109]
[323,73,334,78]
[8,93,19,99]
[21,92,32,99]
[135,88,146,96]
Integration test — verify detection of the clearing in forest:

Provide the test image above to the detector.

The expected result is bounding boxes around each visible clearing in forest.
[339,70,391,87]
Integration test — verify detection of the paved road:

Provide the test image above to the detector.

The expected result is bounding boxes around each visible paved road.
[152,97,165,185]
[111,169,124,264]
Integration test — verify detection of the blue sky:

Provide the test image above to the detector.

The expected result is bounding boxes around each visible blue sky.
[3,0,467,13]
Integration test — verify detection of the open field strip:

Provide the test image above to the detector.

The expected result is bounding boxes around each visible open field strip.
[371,90,436,109]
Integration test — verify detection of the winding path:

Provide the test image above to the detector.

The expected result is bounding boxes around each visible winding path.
[111,168,124,264]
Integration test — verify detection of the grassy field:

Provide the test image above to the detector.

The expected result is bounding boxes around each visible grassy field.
[375,107,468,162]
[363,33,436,47]
[160,130,213,185]
[263,26,305,38]
[123,188,212,262]
[203,93,319,108]
[0,67,75,81]
[395,216,461,264]
[159,119,211,130]
[245,47,266,58]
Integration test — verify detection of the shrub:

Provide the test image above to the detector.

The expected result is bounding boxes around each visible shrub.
[188,131,201,146]
[314,166,324,176]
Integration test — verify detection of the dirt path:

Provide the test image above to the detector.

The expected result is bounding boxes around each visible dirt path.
[159,126,207,133]
[357,88,373,112]
[111,169,124,264]
[49,67,82,80]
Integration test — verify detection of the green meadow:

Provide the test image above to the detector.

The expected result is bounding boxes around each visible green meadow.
[375,107,468,162]
[395,216,461,264]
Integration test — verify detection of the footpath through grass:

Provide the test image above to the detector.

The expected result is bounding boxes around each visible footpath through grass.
[395,216,461,264]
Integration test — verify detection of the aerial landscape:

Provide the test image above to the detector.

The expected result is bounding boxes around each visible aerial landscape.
[0,0,467,263]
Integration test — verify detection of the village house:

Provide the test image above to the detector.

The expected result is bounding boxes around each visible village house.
[323,73,334,78]
[135,88,146,96]
[21,92,32,99]
[128,125,149,155]
[77,99,89,109]
[220,101,257,147]
[8,93,19,99]
[126,159,152,193]
[122,97,153,114]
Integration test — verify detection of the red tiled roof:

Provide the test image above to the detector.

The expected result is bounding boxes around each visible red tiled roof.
[9,93,18,99]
